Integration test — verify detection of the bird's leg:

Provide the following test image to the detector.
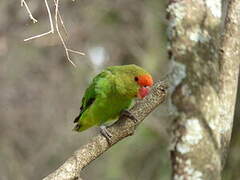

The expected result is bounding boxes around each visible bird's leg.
[100,125,113,143]
[121,110,138,123]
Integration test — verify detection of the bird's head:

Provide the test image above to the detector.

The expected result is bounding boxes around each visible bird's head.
[108,64,154,99]
[134,74,153,99]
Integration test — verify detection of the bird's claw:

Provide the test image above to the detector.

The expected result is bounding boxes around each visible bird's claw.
[121,110,138,123]
[100,125,113,144]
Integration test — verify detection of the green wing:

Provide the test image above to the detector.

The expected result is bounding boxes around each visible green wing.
[73,85,95,123]
[73,70,113,123]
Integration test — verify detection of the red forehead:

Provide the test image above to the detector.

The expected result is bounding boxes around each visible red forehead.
[137,74,153,86]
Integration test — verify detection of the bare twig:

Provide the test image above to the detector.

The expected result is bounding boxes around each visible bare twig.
[22,0,85,66]
[21,0,38,23]
[54,0,85,66]
[24,0,54,41]
[43,81,168,180]
[54,0,76,67]
[67,49,85,55]
[53,0,68,36]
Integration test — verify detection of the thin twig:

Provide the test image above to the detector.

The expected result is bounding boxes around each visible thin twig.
[53,0,68,36]
[54,0,86,66]
[21,0,38,23]
[22,0,85,66]
[24,0,54,41]
[54,0,76,67]
[67,49,85,55]
[43,81,168,180]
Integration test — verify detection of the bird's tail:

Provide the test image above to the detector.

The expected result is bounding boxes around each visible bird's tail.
[73,123,82,132]
[73,114,93,132]
[73,122,90,132]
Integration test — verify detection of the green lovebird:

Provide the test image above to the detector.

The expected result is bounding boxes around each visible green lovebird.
[73,64,153,134]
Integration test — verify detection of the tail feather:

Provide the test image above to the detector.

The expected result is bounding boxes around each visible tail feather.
[74,106,83,123]
[73,120,92,132]
[73,123,82,131]
[74,115,80,123]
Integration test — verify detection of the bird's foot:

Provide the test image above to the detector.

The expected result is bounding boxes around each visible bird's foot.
[121,110,138,123]
[100,125,113,144]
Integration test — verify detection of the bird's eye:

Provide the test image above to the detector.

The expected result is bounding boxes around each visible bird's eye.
[134,77,138,81]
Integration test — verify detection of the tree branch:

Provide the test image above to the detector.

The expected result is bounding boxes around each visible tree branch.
[167,0,240,179]
[43,81,168,180]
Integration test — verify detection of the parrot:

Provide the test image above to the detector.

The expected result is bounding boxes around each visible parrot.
[73,64,153,139]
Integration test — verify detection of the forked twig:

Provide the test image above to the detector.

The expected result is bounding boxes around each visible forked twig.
[54,0,76,66]
[21,0,85,66]
[24,0,54,41]
[53,0,68,36]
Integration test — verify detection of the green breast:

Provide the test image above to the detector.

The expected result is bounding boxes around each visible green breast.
[92,94,133,125]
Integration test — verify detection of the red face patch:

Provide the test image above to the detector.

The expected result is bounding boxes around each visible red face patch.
[138,86,150,99]
[135,74,153,99]
[137,74,153,87]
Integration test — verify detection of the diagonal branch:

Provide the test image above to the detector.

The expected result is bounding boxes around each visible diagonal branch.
[43,81,168,180]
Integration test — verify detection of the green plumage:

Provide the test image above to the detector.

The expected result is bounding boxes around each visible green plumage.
[73,64,150,132]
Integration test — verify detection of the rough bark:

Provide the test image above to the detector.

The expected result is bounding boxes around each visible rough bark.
[167,0,240,179]
[43,81,168,180]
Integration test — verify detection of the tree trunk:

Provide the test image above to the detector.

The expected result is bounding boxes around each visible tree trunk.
[167,0,240,179]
